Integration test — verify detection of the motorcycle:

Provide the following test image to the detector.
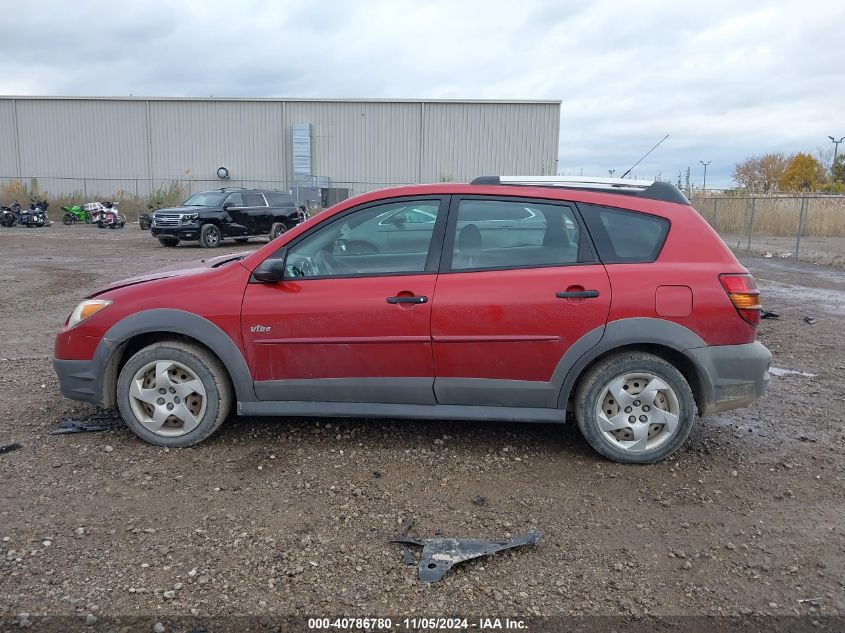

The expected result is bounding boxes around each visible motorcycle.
[138,203,158,230]
[84,201,105,225]
[61,204,89,225]
[20,199,52,227]
[1,201,21,227]
[97,201,126,229]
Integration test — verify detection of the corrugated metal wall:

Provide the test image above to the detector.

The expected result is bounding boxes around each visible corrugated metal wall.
[0,97,560,198]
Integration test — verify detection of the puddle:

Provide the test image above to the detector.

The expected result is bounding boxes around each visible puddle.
[759,280,844,316]
[770,366,816,378]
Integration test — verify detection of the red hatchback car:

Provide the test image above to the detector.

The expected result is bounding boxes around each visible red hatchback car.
[53,176,770,463]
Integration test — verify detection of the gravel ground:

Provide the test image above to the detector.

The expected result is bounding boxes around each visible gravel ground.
[717,233,845,268]
[0,223,843,623]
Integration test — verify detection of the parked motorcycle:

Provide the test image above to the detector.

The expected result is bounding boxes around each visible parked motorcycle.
[61,204,89,225]
[97,201,126,229]
[20,199,52,227]
[138,203,157,230]
[1,201,21,227]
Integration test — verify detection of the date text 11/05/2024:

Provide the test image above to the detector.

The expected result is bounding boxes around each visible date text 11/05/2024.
[307,617,527,630]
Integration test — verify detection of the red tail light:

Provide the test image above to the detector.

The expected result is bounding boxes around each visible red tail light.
[719,273,761,325]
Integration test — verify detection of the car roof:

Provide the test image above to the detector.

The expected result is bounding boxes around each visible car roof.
[195,188,292,195]
[337,182,691,215]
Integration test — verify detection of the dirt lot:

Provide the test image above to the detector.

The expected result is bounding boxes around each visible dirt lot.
[1,224,843,625]
[718,233,845,268]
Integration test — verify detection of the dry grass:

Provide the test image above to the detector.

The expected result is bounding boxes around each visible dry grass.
[0,179,188,221]
[690,195,845,238]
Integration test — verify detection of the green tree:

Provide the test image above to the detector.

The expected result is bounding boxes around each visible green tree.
[778,153,828,192]
[833,154,845,183]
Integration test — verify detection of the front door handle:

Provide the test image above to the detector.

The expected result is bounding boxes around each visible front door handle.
[387,295,428,304]
[556,290,600,299]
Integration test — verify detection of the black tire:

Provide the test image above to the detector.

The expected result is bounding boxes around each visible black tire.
[574,352,695,464]
[116,341,233,448]
[139,217,151,230]
[270,222,287,240]
[200,223,222,248]
[158,237,180,247]
[62,213,73,225]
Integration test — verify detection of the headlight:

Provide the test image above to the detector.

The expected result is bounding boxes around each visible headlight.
[67,299,112,328]
[182,213,199,223]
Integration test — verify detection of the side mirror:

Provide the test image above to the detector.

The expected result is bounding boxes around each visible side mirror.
[252,256,287,283]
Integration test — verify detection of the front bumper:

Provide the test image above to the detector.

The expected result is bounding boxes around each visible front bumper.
[53,357,103,405]
[685,341,771,416]
[151,225,200,241]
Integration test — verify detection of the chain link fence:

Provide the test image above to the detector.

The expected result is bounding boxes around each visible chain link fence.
[3,176,843,266]
[689,195,844,266]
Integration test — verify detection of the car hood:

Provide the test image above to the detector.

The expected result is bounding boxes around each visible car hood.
[87,252,251,297]
[153,205,213,214]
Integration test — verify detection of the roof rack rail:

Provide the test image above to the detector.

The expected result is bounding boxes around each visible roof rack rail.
[470,176,689,205]
[219,186,248,191]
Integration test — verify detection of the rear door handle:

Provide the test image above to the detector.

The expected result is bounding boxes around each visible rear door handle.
[387,295,428,304]
[556,290,600,299]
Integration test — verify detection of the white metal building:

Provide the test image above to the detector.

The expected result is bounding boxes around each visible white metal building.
[0,96,561,200]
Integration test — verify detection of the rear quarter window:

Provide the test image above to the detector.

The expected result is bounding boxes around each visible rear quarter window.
[579,204,669,263]
[267,193,294,207]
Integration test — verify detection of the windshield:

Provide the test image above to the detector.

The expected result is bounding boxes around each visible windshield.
[182,192,226,207]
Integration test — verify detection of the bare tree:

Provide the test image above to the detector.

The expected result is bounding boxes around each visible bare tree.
[732,153,789,193]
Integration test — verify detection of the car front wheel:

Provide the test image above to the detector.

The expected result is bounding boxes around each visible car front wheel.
[574,352,695,464]
[200,223,222,248]
[116,341,232,447]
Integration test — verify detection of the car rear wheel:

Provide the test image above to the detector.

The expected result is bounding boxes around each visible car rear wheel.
[574,352,695,464]
[200,223,222,248]
[117,341,232,447]
[271,222,287,240]
[158,237,179,247]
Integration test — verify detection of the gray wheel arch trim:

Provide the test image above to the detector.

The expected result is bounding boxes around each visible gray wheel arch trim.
[555,317,706,408]
[95,308,255,404]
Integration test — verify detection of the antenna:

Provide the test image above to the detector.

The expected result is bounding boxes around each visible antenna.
[620,133,670,179]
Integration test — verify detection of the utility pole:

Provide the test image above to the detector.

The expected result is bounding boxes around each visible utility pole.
[829,136,844,176]
[699,160,711,191]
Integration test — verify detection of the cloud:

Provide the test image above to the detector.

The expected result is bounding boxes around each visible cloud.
[1,0,842,187]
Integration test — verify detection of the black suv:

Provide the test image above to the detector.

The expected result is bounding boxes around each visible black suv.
[150,188,304,248]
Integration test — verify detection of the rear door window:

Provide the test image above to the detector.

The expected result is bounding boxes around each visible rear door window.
[446,198,586,271]
[579,204,669,263]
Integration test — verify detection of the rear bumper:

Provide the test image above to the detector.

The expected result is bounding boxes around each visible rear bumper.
[685,341,771,416]
[53,358,103,405]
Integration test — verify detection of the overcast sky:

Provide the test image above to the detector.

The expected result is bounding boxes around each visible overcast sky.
[2,0,843,188]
